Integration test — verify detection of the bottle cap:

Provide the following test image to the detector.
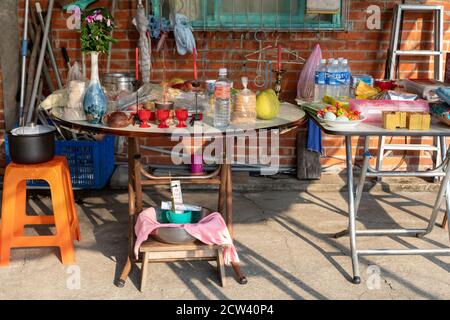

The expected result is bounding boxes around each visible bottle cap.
[219,68,227,76]
[343,59,348,64]
[332,60,339,65]
[321,59,327,64]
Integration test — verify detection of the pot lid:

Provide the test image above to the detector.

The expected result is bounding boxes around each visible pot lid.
[11,125,56,136]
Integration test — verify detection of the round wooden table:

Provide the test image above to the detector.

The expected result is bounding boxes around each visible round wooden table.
[53,102,306,287]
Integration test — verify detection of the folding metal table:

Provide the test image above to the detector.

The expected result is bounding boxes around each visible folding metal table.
[311,116,450,284]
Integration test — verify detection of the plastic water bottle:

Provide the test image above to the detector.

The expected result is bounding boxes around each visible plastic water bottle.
[314,59,327,102]
[326,60,340,98]
[325,59,335,97]
[336,59,346,97]
[214,68,231,128]
[340,59,351,97]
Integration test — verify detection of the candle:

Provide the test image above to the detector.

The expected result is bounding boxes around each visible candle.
[193,48,198,81]
[277,44,282,71]
[135,48,139,81]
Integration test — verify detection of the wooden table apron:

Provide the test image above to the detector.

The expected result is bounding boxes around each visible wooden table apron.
[52,104,306,287]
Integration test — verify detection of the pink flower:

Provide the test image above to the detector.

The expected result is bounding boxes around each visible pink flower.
[106,19,111,27]
[95,14,103,22]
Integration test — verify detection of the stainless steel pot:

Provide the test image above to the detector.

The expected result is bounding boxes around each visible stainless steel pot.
[102,73,139,98]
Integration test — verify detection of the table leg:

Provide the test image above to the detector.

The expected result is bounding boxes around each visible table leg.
[355,137,370,216]
[115,137,139,288]
[226,164,233,236]
[218,164,226,215]
[345,135,361,284]
[439,137,449,229]
[223,161,247,285]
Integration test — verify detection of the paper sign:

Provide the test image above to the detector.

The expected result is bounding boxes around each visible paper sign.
[170,180,183,205]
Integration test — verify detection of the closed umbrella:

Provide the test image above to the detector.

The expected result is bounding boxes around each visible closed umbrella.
[133,2,151,83]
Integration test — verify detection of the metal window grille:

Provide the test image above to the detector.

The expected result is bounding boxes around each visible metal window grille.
[152,0,349,32]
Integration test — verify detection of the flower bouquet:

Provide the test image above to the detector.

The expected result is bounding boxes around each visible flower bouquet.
[80,8,117,123]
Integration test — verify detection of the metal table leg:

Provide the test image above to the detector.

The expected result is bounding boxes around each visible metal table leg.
[336,136,370,240]
[355,137,370,215]
[439,136,449,229]
[345,135,361,284]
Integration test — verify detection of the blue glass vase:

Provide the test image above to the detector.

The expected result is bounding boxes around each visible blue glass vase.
[83,51,107,124]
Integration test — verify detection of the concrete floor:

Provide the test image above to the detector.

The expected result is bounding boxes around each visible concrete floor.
[0,188,449,300]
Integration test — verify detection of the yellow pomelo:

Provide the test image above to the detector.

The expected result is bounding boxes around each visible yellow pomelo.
[256,89,280,120]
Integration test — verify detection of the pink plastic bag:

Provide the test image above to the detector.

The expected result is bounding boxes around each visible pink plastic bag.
[349,99,430,123]
[297,44,322,100]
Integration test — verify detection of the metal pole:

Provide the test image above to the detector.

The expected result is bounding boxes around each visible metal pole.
[19,0,30,128]
[35,2,63,89]
[439,136,449,230]
[345,135,361,284]
[26,0,54,125]
[355,136,370,215]
[358,249,450,256]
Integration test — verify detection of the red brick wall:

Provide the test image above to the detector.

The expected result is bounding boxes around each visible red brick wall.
[6,0,450,172]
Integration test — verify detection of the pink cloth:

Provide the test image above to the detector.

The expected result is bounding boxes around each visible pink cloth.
[134,208,240,265]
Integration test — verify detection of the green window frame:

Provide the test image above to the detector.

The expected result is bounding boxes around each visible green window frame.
[152,0,346,31]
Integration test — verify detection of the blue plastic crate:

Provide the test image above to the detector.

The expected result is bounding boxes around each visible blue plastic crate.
[5,135,115,189]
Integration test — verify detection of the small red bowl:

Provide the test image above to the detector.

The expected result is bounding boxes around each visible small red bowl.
[374,79,394,91]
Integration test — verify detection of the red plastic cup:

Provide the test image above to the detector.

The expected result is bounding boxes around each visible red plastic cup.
[157,109,170,129]
[175,109,188,128]
[137,110,151,128]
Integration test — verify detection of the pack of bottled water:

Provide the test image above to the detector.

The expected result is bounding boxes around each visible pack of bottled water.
[314,57,351,101]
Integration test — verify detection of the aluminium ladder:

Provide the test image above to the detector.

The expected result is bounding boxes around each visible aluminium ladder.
[387,4,444,81]
[377,4,445,182]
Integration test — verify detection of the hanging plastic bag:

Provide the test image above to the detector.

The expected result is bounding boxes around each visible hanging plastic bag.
[67,61,84,83]
[297,44,322,101]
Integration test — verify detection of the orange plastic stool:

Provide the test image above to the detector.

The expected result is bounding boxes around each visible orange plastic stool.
[0,156,80,266]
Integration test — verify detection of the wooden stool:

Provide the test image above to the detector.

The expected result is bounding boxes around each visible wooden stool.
[0,156,80,266]
[139,239,226,291]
